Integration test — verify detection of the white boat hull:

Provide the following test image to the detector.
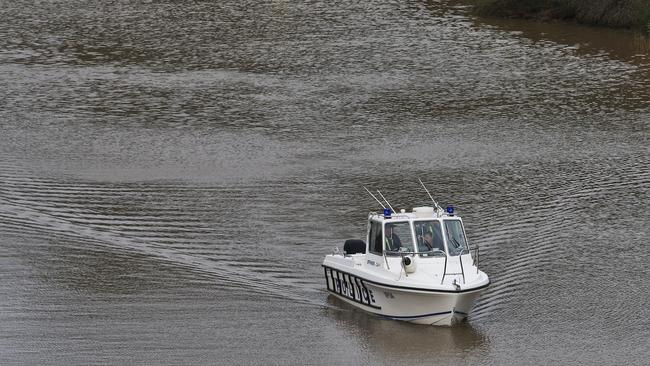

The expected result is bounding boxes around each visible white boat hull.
[323,265,488,326]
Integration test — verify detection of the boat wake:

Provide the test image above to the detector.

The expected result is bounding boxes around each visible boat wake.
[468,159,650,321]
[0,168,324,307]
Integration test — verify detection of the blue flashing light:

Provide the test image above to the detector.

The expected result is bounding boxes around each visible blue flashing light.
[446,205,454,214]
[383,208,392,218]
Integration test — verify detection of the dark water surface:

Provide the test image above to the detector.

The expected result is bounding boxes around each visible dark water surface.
[1,0,649,364]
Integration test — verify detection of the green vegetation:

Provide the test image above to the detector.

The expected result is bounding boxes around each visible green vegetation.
[473,0,650,29]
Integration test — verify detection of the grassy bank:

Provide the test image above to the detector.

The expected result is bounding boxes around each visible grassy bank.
[473,0,650,29]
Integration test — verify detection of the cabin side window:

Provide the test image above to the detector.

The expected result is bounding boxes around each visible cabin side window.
[369,221,383,254]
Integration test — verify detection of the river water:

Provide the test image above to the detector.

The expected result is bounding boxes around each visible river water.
[1,0,648,365]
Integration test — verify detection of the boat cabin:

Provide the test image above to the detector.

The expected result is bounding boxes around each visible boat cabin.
[365,206,469,258]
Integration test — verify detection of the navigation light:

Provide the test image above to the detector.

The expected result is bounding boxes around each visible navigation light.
[383,208,392,218]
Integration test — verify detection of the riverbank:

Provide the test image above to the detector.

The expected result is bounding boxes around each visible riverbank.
[472,0,650,29]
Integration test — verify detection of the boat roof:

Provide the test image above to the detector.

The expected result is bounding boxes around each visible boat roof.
[368,206,462,223]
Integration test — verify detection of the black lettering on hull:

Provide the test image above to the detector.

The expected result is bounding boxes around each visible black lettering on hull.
[323,266,381,309]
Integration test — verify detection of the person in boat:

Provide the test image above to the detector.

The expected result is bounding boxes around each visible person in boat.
[422,231,444,252]
[385,224,402,251]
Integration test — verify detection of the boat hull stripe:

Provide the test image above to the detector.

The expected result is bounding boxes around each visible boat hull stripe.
[383,310,452,320]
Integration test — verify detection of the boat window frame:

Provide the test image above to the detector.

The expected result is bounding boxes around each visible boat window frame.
[443,218,469,256]
[383,220,416,256]
[368,220,383,255]
[413,219,447,257]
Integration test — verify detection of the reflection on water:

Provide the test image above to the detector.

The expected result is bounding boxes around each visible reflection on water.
[327,296,488,363]
[1,0,649,365]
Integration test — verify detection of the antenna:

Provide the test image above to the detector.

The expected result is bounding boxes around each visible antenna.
[376,190,395,213]
[363,187,386,209]
[418,178,443,212]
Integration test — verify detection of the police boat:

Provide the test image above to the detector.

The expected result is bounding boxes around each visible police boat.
[322,181,490,326]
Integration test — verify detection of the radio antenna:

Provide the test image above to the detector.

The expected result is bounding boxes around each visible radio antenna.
[418,178,443,212]
[363,187,386,209]
[376,190,395,213]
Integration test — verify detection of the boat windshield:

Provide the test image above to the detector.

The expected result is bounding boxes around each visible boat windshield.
[444,220,468,256]
[413,220,445,256]
[384,221,415,255]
